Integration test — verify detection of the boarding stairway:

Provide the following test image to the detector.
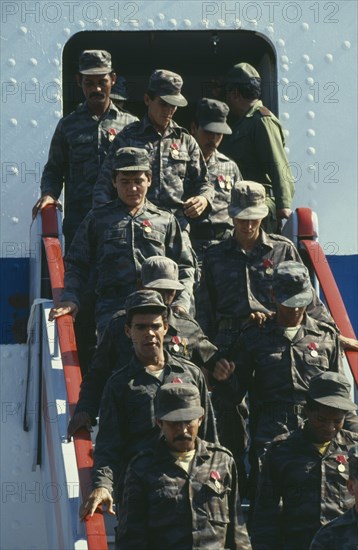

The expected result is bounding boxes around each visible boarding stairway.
[26,205,357,549]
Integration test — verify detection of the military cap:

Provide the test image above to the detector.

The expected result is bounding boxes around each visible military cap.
[348,445,358,479]
[196,98,232,135]
[79,50,112,75]
[113,147,150,172]
[307,372,357,412]
[125,289,167,315]
[141,257,184,291]
[228,181,269,220]
[273,261,313,308]
[110,76,127,100]
[225,62,260,85]
[147,69,188,107]
[156,383,204,421]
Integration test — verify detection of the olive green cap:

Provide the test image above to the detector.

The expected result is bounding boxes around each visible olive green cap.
[196,98,232,135]
[148,69,187,107]
[226,62,260,85]
[113,147,150,172]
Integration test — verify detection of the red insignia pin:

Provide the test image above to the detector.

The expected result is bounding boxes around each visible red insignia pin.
[218,175,225,181]
[108,128,117,135]
[171,143,179,150]
[308,342,318,350]
[263,259,273,269]
[142,220,152,227]
[210,470,221,480]
[172,377,183,384]
[172,336,181,344]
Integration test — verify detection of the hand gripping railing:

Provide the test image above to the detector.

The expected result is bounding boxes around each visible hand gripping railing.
[295,208,357,387]
[41,204,108,549]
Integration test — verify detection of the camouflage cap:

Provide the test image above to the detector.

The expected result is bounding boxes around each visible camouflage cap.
[113,147,150,172]
[141,257,184,291]
[79,50,112,75]
[225,62,260,85]
[307,372,357,412]
[348,445,358,479]
[148,69,188,107]
[156,383,204,421]
[273,261,313,308]
[196,98,232,135]
[125,289,167,315]
[228,181,269,220]
[110,76,127,100]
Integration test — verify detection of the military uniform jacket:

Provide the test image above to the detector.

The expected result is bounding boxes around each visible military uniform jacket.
[190,150,241,238]
[117,437,252,550]
[217,315,356,453]
[221,100,294,209]
[309,506,358,550]
[92,115,213,218]
[40,101,137,234]
[197,230,337,347]
[92,352,218,495]
[61,198,194,313]
[251,427,358,550]
[74,307,218,421]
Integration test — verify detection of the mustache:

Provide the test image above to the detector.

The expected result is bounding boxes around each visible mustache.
[90,92,104,98]
[174,434,192,442]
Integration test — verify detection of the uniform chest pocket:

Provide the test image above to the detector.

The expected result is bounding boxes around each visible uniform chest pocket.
[166,150,191,178]
[303,351,329,369]
[70,135,95,162]
[142,227,166,246]
[148,482,181,526]
[126,389,156,434]
[198,480,230,525]
[104,227,127,241]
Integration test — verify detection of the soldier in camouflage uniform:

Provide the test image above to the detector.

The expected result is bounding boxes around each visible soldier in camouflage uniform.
[92,69,213,233]
[49,148,195,338]
[80,291,217,521]
[309,444,358,550]
[197,182,339,497]
[32,50,138,247]
[215,261,357,501]
[117,383,252,550]
[251,372,358,550]
[68,256,218,437]
[221,62,294,233]
[190,98,242,265]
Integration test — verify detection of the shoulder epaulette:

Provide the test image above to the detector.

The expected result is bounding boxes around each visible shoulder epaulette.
[268,233,295,245]
[259,106,272,117]
[205,441,234,457]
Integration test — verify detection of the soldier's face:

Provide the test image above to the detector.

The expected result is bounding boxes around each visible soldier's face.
[125,313,168,363]
[113,171,151,208]
[157,417,203,452]
[276,303,306,327]
[192,126,223,160]
[152,288,177,306]
[233,218,261,244]
[144,95,177,131]
[79,73,115,109]
[305,404,346,443]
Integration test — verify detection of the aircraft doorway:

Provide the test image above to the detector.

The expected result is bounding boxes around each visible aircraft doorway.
[62,30,277,127]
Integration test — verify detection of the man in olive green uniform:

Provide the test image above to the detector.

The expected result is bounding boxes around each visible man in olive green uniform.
[221,62,294,233]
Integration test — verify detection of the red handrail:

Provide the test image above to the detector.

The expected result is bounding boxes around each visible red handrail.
[41,205,108,549]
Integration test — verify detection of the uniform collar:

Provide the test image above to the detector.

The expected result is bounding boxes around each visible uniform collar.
[142,113,182,137]
[244,99,263,118]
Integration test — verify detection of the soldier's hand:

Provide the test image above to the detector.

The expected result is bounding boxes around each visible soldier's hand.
[339,334,358,351]
[32,195,62,220]
[49,302,79,321]
[171,305,187,314]
[79,488,115,521]
[276,208,292,220]
[67,412,92,441]
[183,196,208,218]
[213,359,235,381]
[249,311,274,327]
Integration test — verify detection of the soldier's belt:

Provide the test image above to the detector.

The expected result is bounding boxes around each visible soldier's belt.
[259,402,305,415]
[190,223,232,241]
[263,186,274,198]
